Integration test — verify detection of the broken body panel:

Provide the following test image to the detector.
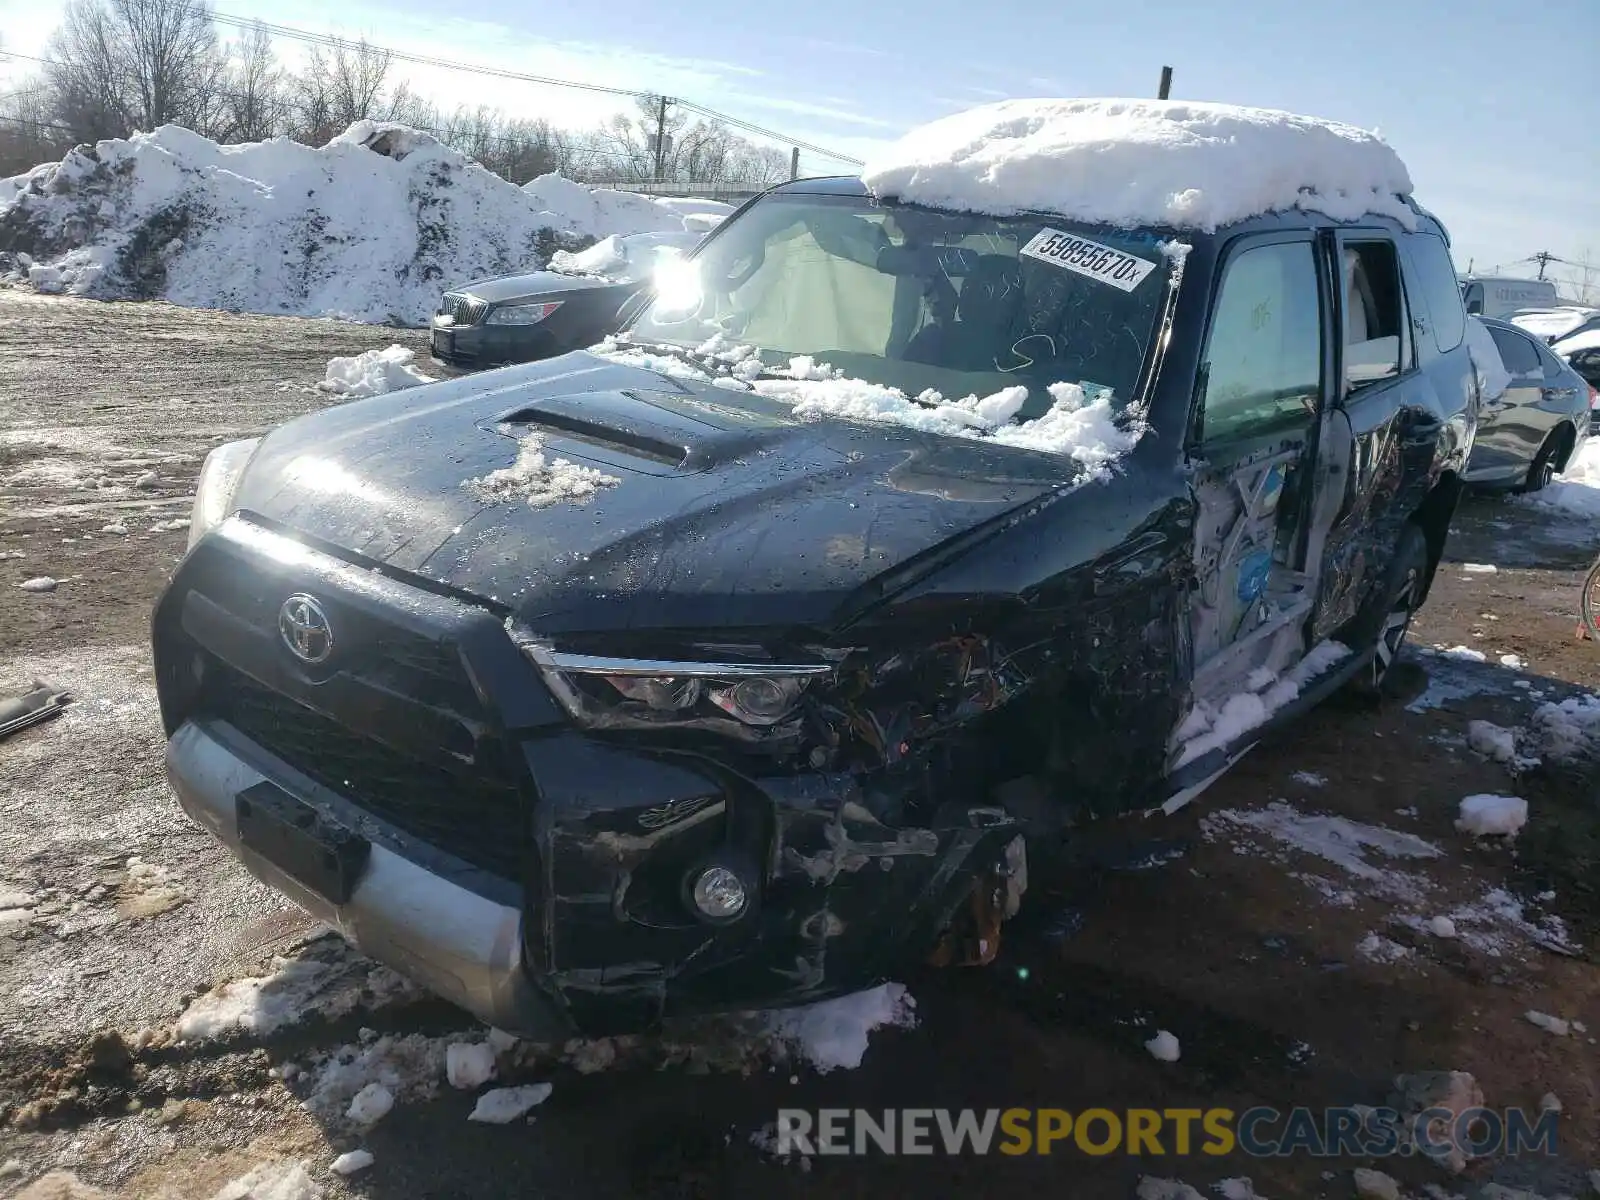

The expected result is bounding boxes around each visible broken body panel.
[152,181,1472,1035]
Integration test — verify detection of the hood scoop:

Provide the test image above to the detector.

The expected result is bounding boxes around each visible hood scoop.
[494,394,689,468]
[492,387,789,475]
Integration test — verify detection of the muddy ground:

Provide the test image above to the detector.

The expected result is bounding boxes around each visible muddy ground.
[2,290,1600,1200]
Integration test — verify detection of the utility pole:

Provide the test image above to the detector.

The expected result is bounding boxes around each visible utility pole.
[790,146,799,180]
[1532,250,1555,281]
[652,95,670,185]
[1158,66,1173,100]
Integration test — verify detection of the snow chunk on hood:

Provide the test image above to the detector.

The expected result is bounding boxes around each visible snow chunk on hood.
[862,98,1417,233]
[758,375,1139,474]
[592,341,1145,477]
[318,345,436,398]
[463,431,621,508]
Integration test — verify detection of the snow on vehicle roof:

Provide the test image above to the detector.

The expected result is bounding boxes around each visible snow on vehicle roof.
[1555,328,1600,357]
[1513,307,1600,342]
[862,98,1418,233]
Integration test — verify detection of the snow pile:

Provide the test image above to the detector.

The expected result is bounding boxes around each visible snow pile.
[1205,801,1441,906]
[758,982,917,1072]
[521,173,699,239]
[1356,933,1415,964]
[445,1042,497,1090]
[175,945,417,1041]
[550,229,702,284]
[467,1083,553,1124]
[1464,315,1513,401]
[593,340,1145,475]
[299,1031,455,1118]
[210,1161,321,1200]
[346,1082,394,1126]
[462,431,622,508]
[1512,306,1599,342]
[329,1151,373,1177]
[1144,1030,1181,1061]
[1174,641,1351,767]
[0,124,708,324]
[318,345,436,399]
[861,99,1416,232]
[1460,562,1498,574]
[1525,1010,1570,1037]
[1455,794,1527,838]
[1466,720,1517,764]
[1526,693,1600,762]
[1518,438,1600,520]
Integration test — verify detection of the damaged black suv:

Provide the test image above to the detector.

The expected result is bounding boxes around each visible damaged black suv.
[153,171,1476,1037]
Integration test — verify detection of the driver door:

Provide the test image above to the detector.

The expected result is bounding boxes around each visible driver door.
[1170,233,1337,789]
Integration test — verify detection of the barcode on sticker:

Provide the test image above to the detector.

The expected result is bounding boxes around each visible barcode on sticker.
[1019,229,1157,293]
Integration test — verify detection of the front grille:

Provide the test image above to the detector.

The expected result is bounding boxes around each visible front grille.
[211,665,527,881]
[439,293,488,327]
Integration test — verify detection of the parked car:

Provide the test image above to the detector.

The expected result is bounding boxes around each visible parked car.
[1552,329,1600,435]
[1459,275,1559,319]
[1510,305,1600,346]
[430,230,708,371]
[1462,317,1589,491]
[154,102,1475,1038]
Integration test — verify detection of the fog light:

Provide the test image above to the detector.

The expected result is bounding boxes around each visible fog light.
[689,865,748,921]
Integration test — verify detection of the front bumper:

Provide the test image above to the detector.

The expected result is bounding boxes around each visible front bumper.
[154,519,1020,1036]
[429,321,559,370]
[166,719,569,1035]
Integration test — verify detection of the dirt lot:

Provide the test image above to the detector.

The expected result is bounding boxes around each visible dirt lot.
[3,291,1600,1200]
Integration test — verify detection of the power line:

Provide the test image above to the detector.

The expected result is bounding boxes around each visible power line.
[207,12,863,165]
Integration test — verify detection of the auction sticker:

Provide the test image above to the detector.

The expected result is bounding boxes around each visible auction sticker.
[1020,229,1157,293]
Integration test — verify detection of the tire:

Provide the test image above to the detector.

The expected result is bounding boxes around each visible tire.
[1517,434,1561,494]
[1344,524,1430,698]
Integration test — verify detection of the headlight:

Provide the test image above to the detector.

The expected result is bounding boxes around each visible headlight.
[187,438,260,551]
[486,301,564,326]
[518,645,832,741]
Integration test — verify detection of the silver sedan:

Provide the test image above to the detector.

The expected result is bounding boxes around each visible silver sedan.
[1464,316,1590,493]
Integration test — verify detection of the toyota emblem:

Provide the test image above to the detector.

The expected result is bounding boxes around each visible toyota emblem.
[278,593,334,664]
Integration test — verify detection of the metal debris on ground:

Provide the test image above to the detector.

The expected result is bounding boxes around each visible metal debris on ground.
[0,680,72,741]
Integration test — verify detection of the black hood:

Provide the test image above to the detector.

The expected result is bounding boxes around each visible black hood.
[448,271,633,303]
[231,352,1082,633]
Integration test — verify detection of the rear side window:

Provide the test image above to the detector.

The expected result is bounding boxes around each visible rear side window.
[1486,325,1540,376]
[1408,233,1467,352]
[1342,241,1410,388]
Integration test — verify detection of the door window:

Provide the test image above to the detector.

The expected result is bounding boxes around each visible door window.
[1411,235,1469,350]
[1197,241,1323,446]
[1342,241,1410,388]
[1486,325,1541,376]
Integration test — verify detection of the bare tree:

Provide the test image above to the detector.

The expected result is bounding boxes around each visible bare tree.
[45,0,130,140]
[291,37,409,143]
[218,20,285,141]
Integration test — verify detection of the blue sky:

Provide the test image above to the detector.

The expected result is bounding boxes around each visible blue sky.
[2,0,1594,291]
